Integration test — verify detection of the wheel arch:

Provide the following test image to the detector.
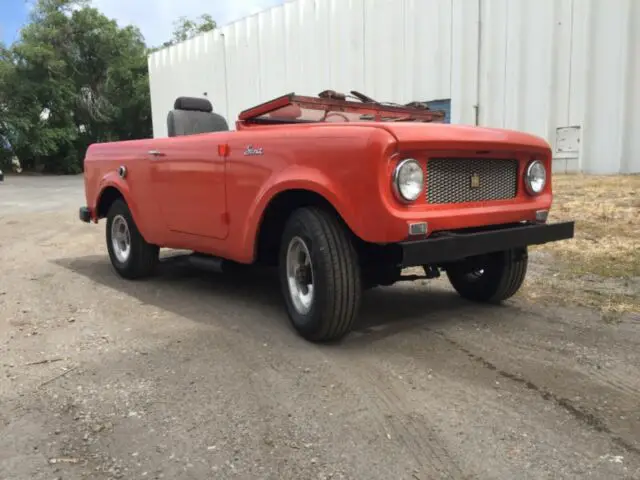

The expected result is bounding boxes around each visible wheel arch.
[253,188,358,266]
[96,186,125,218]
[94,182,151,242]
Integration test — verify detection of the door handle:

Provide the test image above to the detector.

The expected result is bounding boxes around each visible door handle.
[148,150,165,157]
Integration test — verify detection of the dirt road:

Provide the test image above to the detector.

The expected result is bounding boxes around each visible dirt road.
[1,175,638,480]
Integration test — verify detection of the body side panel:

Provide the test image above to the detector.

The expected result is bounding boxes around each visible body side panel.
[84,139,164,243]
[82,121,556,264]
[147,133,229,239]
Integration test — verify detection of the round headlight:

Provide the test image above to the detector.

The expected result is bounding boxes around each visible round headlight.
[525,160,547,195]
[393,159,424,203]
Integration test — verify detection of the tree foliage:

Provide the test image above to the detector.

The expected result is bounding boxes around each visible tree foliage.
[0,0,153,173]
[163,14,217,47]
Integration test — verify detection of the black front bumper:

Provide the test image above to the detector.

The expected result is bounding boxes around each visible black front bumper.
[400,221,575,267]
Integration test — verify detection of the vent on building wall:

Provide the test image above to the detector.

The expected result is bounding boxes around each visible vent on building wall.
[554,126,581,174]
[555,126,581,154]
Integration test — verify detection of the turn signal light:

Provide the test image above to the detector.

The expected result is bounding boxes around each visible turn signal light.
[218,144,230,157]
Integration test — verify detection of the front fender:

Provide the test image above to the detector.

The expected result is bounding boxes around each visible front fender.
[241,166,366,262]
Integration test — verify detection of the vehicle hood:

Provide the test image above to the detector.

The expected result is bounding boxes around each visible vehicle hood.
[374,122,551,153]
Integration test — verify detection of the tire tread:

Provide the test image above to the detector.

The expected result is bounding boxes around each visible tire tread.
[447,248,527,303]
[106,199,158,280]
[280,206,361,342]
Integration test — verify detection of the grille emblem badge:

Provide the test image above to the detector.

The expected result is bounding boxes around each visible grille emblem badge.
[470,173,480,189]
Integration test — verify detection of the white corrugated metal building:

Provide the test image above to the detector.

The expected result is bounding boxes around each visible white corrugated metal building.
[147,0,639,174]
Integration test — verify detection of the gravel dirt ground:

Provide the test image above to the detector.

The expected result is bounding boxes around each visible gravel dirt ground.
[1,175,639,480]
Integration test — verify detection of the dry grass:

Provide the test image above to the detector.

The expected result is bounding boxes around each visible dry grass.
[541,174,640,277]
[524,173,640,319]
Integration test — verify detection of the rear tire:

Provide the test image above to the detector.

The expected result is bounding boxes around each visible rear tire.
[446,248,528,303]
[106,199,159,279]
[278,207,362,342]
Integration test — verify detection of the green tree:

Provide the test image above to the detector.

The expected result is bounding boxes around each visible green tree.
[163,14,217,47]
[0,0,152,173]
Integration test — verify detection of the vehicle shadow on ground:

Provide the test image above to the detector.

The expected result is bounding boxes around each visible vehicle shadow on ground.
[53,253,502,346]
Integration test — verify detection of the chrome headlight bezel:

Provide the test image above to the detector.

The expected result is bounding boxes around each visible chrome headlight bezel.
[392,158,424,203]
[525,160,547,195]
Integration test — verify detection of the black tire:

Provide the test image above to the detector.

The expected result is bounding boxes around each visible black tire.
[446,248,528,303]
[278,207,362,342]
[105,198,159,279]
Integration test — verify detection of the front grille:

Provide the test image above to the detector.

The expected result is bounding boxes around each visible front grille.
[426,158,518,204]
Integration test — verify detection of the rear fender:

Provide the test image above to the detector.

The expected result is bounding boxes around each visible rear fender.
[95,173,145,234]
[242,166,364,262]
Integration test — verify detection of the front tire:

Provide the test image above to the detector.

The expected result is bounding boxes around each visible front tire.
[105,199,159,279]
[446,248,528,303]
[278,207,362,342]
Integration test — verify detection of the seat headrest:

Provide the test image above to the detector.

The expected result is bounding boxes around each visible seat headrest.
[174,97,213,113]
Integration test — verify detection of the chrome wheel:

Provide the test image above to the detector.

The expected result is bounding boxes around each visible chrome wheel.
[286,236,314,315]
[111,214,131,263]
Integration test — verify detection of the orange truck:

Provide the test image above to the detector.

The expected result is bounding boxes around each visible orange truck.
[79,90,574,342]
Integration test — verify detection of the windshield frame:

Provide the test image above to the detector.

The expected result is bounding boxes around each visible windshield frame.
[238,93,446,124]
